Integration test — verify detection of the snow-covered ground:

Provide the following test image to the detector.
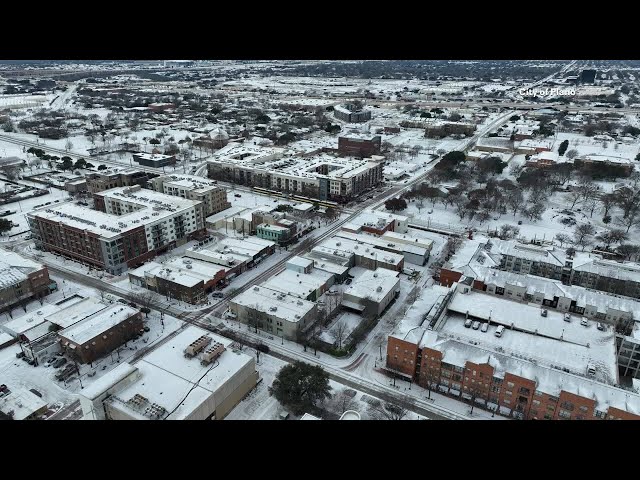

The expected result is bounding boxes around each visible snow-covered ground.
[0,276,184,416]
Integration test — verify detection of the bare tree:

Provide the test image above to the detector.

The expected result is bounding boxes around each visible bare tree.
[617,206,640,233]
[567,189,583,209]
[332,320,347,350]
[555,233,572,247]
[65,139,74,152]
[573,223,596,251]
[327,388,358,416]
[367,401,408,421]
[565,149,579,160]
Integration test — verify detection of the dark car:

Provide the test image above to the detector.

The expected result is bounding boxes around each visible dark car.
[117,298,128,304]
[234,193,242,198]
[256,343,270,354]
[128,302,137,308]
[52,357,67,368]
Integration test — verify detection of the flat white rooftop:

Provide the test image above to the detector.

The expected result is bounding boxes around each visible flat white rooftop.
[232,285,316,323]
[346,268,400,303]
[262,268,333,299]
[60,304,139,345]
[0,388,47,420]
[442,292,618,384]
[106,327,254,420]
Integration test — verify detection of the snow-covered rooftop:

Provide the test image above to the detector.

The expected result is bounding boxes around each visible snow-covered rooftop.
[0,248,44,289]
[443,290,618,384]
[104,327,254,420]
[59,304,139,346]
[262,268,333,299]
[345,268,400,303]
[232,285,316,323]
[29,186,200,239]
[0,387,47,420]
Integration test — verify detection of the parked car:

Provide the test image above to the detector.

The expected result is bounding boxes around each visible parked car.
[52,357,67,368]
[234,193,242,198]
[495,325,505,337]
[472,321,481,330]
[597,322,605,331]
[256,343,270,354]
[143,325,150,332]
[481,323,489,333]
[211,292,224,298]
[580,318,588,327]
[464,319,473,328]
[29,389,42,398]
[564,313,571,322]
[540,309,548,317]
[117,298,128,304]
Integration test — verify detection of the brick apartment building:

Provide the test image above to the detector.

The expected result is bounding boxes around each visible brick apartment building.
[0,248,53,311]
[387,336,640,420]
[86,169,158,194]
[28,186,204,275]
[424,121,476,139]
[58,305,143,364]
[337,135,381,158]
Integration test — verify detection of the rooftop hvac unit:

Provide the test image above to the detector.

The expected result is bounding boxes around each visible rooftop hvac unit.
[254,286,260,291]
[184,335,212,357]
[186,264,192,269]
[297,300,303,306]
[336,242,341,246]
[376,286,383,292]
[201,341,225,365]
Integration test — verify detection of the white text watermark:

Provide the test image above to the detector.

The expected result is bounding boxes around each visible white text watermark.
[518,87,576,97]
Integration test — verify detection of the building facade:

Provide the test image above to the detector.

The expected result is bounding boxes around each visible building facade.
[147,174,230,217]
[338,135,381,158]
[28,186,205,275]
[0,248,53,311]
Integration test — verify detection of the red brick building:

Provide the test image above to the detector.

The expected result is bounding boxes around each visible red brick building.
[337,135,381,158]
[386,336,640,420]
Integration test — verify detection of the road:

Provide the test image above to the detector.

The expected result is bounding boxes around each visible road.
[24,108,516,420]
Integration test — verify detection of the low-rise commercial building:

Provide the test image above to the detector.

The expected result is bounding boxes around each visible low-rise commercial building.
[425,121,476,139]
[133,153,176,168]
[58,304,142,364]
[0,386,47,420]
[79,327,258,420]
[343,268,400,317]
[230,285,318,341]
[0,248,53,312]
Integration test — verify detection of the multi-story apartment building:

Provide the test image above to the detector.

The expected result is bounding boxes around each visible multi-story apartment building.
[333,104,371,123]
[0,248,53,311]
[86,168,158,194]
[208,143,384,203]
[424,121,476,138]
[147,174,230,217]
[386,283,640,420]
[28,185,204,275]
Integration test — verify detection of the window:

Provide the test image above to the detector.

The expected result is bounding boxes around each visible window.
[505,390,512,396]
[558,410,571,419]
[507,381,515,388]
[532,400,540,406]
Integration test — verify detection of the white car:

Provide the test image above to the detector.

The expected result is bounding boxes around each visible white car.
[580,318,588,327]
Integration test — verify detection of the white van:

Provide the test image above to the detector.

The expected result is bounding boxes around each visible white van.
[587,364,596,376]
[495,325,505,337]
